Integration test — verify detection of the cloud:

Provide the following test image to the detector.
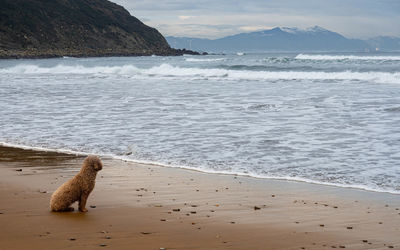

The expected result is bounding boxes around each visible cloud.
[239,26,274,32]
[178,16,194,20]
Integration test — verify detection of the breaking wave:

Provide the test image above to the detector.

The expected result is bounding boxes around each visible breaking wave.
[1,63,400,84]
[295,54,400,61]
[185,58,225,62]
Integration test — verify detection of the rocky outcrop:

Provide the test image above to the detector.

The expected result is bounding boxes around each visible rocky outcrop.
[0,0,200,58]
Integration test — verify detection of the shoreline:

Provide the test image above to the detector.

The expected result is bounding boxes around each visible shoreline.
[1,145,399,249]
[0,48,205,60]
[1,142,398,196]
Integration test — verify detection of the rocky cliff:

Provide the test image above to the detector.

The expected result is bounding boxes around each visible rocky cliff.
[0,0,196,58]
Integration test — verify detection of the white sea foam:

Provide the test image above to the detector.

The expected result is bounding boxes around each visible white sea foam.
[1,63,400,84]
[0,142,88,156]
[185,58,225,62]
[295,54,400,61]
[1,141,399,195]
[0,64,142,75]
[1,54,400,195]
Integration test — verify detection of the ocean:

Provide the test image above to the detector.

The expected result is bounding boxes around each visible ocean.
[1,52,399,194]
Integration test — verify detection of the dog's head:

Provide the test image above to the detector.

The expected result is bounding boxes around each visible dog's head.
[84,155,103,172]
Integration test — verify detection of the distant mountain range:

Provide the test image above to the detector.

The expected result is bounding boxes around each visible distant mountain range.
[166,26,400,53]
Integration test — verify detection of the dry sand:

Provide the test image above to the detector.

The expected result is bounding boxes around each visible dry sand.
[0,145,399,249]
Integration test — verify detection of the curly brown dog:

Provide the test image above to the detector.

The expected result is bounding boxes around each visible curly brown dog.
[50,155,103,212]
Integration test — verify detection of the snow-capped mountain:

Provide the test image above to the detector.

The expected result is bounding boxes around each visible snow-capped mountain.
[166,26,379,52]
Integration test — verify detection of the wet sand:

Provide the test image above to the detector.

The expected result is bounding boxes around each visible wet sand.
[0,145,399,249]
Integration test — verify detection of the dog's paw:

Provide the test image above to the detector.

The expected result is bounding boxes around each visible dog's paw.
[79,208,88,212]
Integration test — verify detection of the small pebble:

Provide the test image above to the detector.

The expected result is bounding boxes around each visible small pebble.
[99,244,107,247]
[339,246,345,248]
[254,206,261,210]
[362,240,368,243]
[160,219,166,221]
[172,209,180,212]
[69,238,76,241]
[105,236,111,239]
[388,246,394,249]
[190,211,196,214]
[346,227,353,229]
[16,169,22,172]
[320,224,325,227]
[140,232,151,235]
[90,205,96,208]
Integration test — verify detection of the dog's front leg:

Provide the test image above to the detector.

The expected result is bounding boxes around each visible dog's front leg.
[78,193,89,212]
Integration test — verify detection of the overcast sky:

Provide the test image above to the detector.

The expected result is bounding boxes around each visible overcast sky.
[111,0,400,39]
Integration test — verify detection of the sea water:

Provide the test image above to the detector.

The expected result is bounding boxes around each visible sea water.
[1,53,400,194]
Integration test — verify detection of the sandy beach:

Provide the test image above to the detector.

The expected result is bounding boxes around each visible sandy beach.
[0,145,399,249]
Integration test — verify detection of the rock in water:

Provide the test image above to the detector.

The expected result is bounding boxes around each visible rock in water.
[0,0,199,58]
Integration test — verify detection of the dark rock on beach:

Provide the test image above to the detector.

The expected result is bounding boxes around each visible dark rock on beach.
[0,0,201,59]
